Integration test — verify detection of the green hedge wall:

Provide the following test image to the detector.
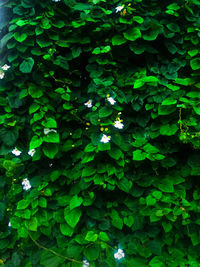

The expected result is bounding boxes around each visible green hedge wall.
[1,0,200,266]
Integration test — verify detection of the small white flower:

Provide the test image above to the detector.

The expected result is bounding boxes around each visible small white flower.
[22,178,31,191]
[114,120,124,129]
[12,147,22,156]
[52,0,61,2]
[114,249,125,260]
[100,134,111,143]
[2,64,10,70]
[8,221,11,227]
[28,149,36,157]
[82,260,89,267]
[115,6,124,13]
[107,97,116,105]
[84,100,92,108]
[44,128,57,135]
[0,70,5,79]
[49,163,53,167]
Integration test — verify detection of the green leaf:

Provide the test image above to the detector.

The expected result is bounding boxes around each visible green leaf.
[54,56,69,70]
[81,153,95,164]
[0,128,19,146]
[17,199,30,210]
[112,35,126,46]
[123,27,141,41]
[39,197,47,208]
[148,240,162,255]
[146,195,156,206]
[162,222,172,233]
[85,231,98,242]
[84,245,99,261]
[111,209,123,230]
[42,118,57,128]
[42,144,59,159]
[133,16,144,24]
[190,58,200,70]
[158,105,176,115]
[14,32,27,42]
[193,105,200,115]
[43,132,60,143]
[166,23,180,32]
[143,144,159,154]
[99,106,113,118]
[69,195,83,210]
[19,57,34,73]
[160,124,178,136]
[64,208,82,228]
[133,150,146,161]
[108,148,122,160]
[99,232,110,242]
[62,140,73,152]
[186,91,200,98]
[117,178,131,193]
[143,30,160,41]
[40,18,51,29]
[157,179,174,193]
[82,166,96,177]
[28,217,38,231]
[161,98,177,105]
[60,223,74,236]
[52,20,65,28]
[29,103,40,114]
[28,84,43,98]
[124,216,134,227]
[40,250,64,267]
[29,135,43,149]
[152,191,162,199]
[36,37,53,48]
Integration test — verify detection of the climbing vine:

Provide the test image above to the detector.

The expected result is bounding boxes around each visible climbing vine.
[1,0,200,266]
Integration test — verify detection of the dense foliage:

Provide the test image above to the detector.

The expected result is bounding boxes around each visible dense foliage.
[1,0,200,266]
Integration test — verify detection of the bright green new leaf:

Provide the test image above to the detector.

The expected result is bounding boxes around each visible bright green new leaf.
[64,208,82,228]
[60,223,74,236]
[190,58,200,70]
[29,135,43,150]
[85,231,98,242]
[69,195,83,210]
[112,35,126,46]
[14,32,27,42]
[17,199,30,210]
[133,150,146,161]
[28,217,38,231]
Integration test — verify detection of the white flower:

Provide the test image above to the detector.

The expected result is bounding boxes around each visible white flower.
[115,6,124,13]
[100,134,111,143]
[28,149,36,157]
[44,128,57,135]
[84,100,92,108]
[82,260,89,267]
[2,64,10,70]
[52,0,61,1]
[114,120,124,129]
[114,249,125,260]
[12,147,22,156]
[22,178,31,191]
[107,97,116,105]
[0,70,5,79]
[8,221,11,227]
[49,163,53,167]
